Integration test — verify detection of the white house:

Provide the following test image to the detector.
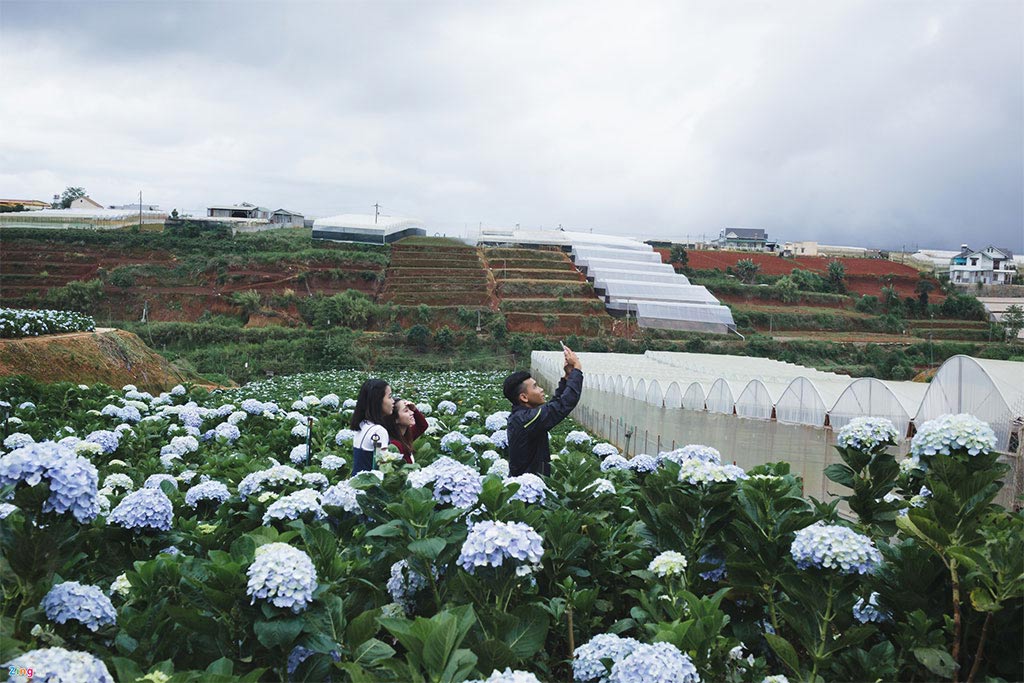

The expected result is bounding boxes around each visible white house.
[207,202,271,220]
[950,245,1016,285]
[270,209,304,227]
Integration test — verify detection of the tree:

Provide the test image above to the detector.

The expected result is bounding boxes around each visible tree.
[670,244,689,267]
[735,258,760,285]
[170,208,179,219]
[881,285,901,314]
[59,187,86,209]
[826,260,847,293]
[230,290,262,321]
[1002,304,1024,342]
[915,275,936,308]
[774,275,799,303]
[406,324,431,351]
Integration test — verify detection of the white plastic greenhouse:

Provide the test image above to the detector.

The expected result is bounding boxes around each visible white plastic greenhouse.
[532,350,1024,501]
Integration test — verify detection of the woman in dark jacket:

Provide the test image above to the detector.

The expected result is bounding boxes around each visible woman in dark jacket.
[385,399,429,464]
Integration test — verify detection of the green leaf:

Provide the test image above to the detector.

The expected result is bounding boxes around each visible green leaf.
[205,658,234,675]
[254,617,304,649]
[114,631,138,655]
[346,608,381,649]
[764,632,801,674]
[475,639,516,673]
[969,587,1001,613]
[423,613,459,675]
[111,656,144,682]
[352,637,396,667]
[824,464,855,488]
[366,520,404,537]
[440,648,478,683]
[503,605,550,659]
[408,537,446,561]
[913,647,958,678]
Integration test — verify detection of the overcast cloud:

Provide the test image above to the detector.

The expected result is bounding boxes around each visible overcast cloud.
[1,0,1021,250]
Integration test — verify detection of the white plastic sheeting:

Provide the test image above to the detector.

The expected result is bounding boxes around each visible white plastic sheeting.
[634,302,736,331]
[572,245,663,264]
[601,280,721,305]
[592,268,692,288]
[829,378,927,438]
[915,356,1024,450]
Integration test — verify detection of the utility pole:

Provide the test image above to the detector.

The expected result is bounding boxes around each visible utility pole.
[373,203,380,224]
[139,190,143,229]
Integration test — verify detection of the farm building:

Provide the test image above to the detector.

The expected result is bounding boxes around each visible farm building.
[207,202,271,220]
[312,214,425,244]
[0,199,50,211]
[270,209,304,227]
[713,227,767,251]
[950,245,1017,285]
[0,207,166,230]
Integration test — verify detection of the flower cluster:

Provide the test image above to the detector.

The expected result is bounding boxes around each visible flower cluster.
[600,454,630,472]
[335,428,357,445]
[3,648,113,683]
[490,429,509,449]
[263,489,325,524]
[41,581,117,632]
[660,444,721,465]
[911,413,998,458]
[440,431,472,453]
[487,458,510,478]
[109,488,173,531]
[0,441,100,523]
[628,454,658,473]
[209,422,241,444]
[485,411,510,431]
[84,429,120,454]
[144,473,178,490]
[109,573,131,598]
[238,464,304,500]
[408,456,482,508]
[3,432,35,450]
[387,559,430,613]
[565,430,593,447]
[290,444,309,464]
[677,459,747,486]
[0,307,96,339]
[241,398,279,415]
[437,400,458,415]
[504,473,548,504]
[101,403,142,423]
[102,473,134,492]
[648,551,688,578]
[584,478,616,497]
[853,591,890,623]
[608,641,700,683]
[574,633,640,682]
[836,417,899,451]
[185,480,231,508]
[458,520,544,573]
[467,669,542,683]
[246,543,318,613]
[321,480,363,513]
[790,522,883,575]
[592,443,619,458]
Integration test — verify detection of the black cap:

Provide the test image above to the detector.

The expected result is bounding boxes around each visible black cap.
[503,371,532,405]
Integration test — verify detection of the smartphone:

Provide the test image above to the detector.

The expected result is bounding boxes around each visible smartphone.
[559,339,568,351]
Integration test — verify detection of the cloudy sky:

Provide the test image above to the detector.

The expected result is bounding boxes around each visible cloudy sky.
[1,0,1021,250]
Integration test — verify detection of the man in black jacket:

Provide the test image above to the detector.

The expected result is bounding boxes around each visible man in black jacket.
[503,347,583,477]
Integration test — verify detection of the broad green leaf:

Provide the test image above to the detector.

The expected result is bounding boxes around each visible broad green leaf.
[764,632,801,674]
[254,617,304,649]
[409,537,446,561]
[352,637,396,667]
[913,647,957,678]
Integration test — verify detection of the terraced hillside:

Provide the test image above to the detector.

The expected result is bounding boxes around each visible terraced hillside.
[483,247,611,335]
[0,229,387,323]
[378,238,494,309]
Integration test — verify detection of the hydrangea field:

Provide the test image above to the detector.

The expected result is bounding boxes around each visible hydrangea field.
[0,308,97,339]
[0,371,1021,683]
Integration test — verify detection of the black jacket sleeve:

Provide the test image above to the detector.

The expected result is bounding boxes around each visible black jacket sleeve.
[520,369,583,434]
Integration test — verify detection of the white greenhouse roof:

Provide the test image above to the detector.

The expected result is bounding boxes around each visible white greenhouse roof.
[1,208,165,219]
[531,351,1024,447]
[313,214,423,233]
[477,227,649,250]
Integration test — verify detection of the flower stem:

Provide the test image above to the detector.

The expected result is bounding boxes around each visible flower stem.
[951,559,962,683]
[966,611,992,683]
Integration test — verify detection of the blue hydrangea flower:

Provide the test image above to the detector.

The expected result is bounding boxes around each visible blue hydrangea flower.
[471,434,495,447]
[504,473,548,504]
[791,522,883,575]
[263,489,325,525]
[441,431,472,453]
[291,423,309,439]
[319,455,346,471]
[302,472,329,490]
[437,400,458,415]
[584,478,616,497]
[185,480,231,508]
[565,430,593,447]
[574,633,641,682]
[629,454,658,473]
[41,581,117,632]
[0,441,100,523]
[4,432,35,450]
[246,543,318,613]
[83,429,120,455]
[487,458,510,478]
[290,444,309,464]
[238,464,304,500]
[144,473,179,490]
[677,459,747,486]
[407,456,482,508]
[600,454,630,472]
[109,488,173,531]
[334,428,357,445]
[160,435,199,459]
[321,480,363,513]
[342,398,358,410]
[467,669,543,683]
[911,413,998,458]
[320,393,340,409]
[4,647,113,683]
[213,422,241,443]
[462,410,481,423]
[608,641,700,683]
[457,520,544,573]
[660,444,721,465]
[490,429,509,449]
[698,551,728,582]
[836,417,898,451]
[0,502,17,519]
[387,559,430,613]
[485,411,510,431]
[171,384,187,396]
[853,591,890,623]
[592,443,619,458]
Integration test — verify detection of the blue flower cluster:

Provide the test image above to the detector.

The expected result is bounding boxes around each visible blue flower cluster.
[608,641,700,683]
[0,441,100,523]
[387,559,429,613]
[490,429,509,449]
[321,480,363,513]
[4,647,113,683]
[836,417,899,451]
[246,543,318,613]
[600,454,630,472]
[407,456,482,508]
[109,488,173,531]
[790,522,883,575]
[628,454,658,473]
[263,489,325,525]
[144,473,179,490]
[84,429,120,454]
[574,633,640,682]
[3,432,35,450]
[319,455,346,471]
[565,430,593,447]
[584,478,616,497]
[911,413,998,458]
[457,520,544,573]
[504,473,548,504]
[677,459,747,485]
[320,393,340,409]
[160,435,199,459]
[185,480,231,508]
[290,444,309,464]
[440,431,472,453]
[41,581,117,632]
[592,443,619,458]
[211,422,241,443]
[485,411,510,431]
[240,398,279,415]
[334,428,357,445]
[238,464,304,500]
[302,472,329,490]
[101,403,141,423]
[437,400,458,415]
[853,591,889,623]
[660,444,721,465]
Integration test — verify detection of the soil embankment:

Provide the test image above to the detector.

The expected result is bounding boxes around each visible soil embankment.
[0,328,213,392]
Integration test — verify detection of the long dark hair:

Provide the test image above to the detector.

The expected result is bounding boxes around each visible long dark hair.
[350,378,390,430]
[384,403,415,454]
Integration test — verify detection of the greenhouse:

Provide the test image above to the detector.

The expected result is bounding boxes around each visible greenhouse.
[531,350,1024,501]
[312,214,425,244]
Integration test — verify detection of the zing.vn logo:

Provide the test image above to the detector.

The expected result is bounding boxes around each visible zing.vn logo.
[8,667,33,679]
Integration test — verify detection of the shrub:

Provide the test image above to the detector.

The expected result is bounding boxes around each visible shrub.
[44,279,104,314]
